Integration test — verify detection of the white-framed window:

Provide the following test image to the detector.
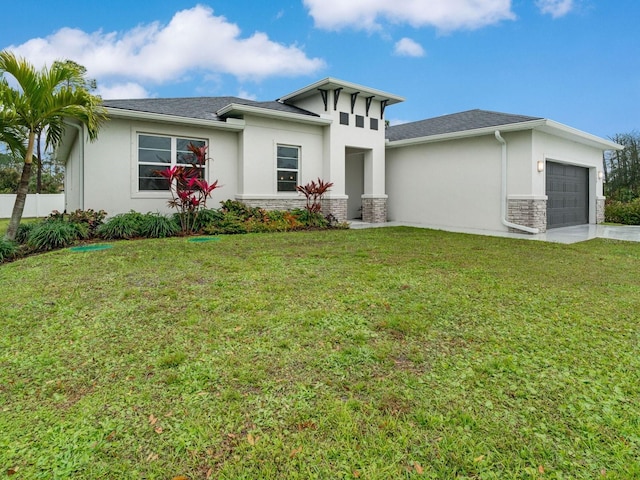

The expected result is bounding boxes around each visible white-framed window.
[277,144,300,192]
[137,134,207,191]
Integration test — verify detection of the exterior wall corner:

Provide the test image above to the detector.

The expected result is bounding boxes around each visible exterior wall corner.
[361,196,387,223]
[507,198,547,233]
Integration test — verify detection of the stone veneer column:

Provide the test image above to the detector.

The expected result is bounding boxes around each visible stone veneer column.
[321,197,348,222]
[507,198,547,233]
[361,196,387,223]
[596,197,605,224]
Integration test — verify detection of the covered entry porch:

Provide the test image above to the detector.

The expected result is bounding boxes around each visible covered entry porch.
[344,146,387,223]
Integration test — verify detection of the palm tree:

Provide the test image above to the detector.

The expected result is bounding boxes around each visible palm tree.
[0,51,107,241]
[0,79,25,158]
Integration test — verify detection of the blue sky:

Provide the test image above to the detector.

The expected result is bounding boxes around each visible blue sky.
[1,0,638,138]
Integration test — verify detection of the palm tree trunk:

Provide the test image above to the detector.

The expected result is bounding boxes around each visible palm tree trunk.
[36,131,42,193]
[5,162,32,241]
[5,131,35,241]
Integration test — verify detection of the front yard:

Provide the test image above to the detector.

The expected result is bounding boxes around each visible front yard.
[1,227,639,478]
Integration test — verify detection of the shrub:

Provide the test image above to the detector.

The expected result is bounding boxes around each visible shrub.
[202,211,248,235]
[220,200,265,221]
[189,208,224,233]
[97,211,145,239]
[157,143,220,234]
[246,210,303,232]
[296,178,334,213]
[605,199,640,225]
[138,213,179,238]
[67,209,108,235]
[27,220,88,251]
[0,238,18,263]
[15,222,39,244]
[292,208,329,228]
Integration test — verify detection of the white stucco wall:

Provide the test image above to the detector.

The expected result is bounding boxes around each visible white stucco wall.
[63,129,83,212]
[236,115,324,200]
[289,90,387,199]
[81,118,239,216]
[385,128,609,230]
[325,91,387,198]
[532,130,605,223]
[385,131,535,231]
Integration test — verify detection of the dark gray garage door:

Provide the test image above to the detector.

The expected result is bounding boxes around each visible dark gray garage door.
[546,162,589,228]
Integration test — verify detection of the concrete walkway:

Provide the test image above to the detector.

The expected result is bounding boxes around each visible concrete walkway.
[349,221,640,244]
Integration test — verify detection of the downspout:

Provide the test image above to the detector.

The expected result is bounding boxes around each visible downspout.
[494,130,540,234]
[64,121,84,210]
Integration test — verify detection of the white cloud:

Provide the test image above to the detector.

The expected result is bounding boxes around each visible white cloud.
[8,4,325,94]
[536,0,574,18]
[394,38,425,57]
[388,118,410,126]
[237,89,257,100]
[303,0,515,31]
[97,82,150,100]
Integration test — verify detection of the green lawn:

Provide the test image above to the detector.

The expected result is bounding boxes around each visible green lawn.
[0,217,37,233]
[1,228,639,479]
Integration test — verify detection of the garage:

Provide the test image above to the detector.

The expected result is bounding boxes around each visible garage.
[546,161,589,228]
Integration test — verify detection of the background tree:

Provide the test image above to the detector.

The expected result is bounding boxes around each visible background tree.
[0,51,107,241]
[603,132,640,202]
[0,150,64,194]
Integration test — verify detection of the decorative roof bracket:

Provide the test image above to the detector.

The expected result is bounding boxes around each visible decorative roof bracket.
[365,96,374,117]
[380,99,389,119]
[350,92,360,114]
[318,89,328,111]
[333,88,343,111]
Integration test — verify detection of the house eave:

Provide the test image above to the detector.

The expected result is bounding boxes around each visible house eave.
[104,107,245,130]
[536,119,623,151]
[216,103,332,125]
[278,77,405,106]
[386,119,623,151]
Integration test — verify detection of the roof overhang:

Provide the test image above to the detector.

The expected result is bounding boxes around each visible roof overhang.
[386,119,623,151]
[278,77,405,106]
[216,103,332,125]
[104,107,245,131]
[54,121,81,163]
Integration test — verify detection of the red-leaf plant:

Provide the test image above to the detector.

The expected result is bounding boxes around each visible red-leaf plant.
[296,178,334,213]
[157,143,220,234]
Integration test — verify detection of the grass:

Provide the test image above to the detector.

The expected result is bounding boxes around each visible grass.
[1,227,639,479]
[0,217,38,233]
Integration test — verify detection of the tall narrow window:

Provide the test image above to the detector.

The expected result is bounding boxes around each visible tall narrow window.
[138,134,206,191]
[277,145,299,192]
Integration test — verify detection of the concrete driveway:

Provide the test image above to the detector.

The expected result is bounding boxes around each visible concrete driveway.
[537,224,640,244]
[349,221,640,244]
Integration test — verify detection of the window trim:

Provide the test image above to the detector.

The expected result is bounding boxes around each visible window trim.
[276,144,300,193]
[135,132,207,195]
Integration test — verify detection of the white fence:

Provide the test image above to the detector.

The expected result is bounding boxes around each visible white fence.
[0,194,65,219]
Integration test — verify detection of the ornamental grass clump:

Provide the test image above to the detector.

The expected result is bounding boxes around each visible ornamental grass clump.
[0,237,18,263]
[26,220,88,251]
[138,213,179,238]
[97,211,145,240]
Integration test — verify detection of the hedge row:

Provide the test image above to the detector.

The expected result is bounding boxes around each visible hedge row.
[0,200,347,263]
[604,199,640,225]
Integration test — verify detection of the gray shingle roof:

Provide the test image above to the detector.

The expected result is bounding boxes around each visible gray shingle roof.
[102,97,319,121]
[386,109,543,142]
